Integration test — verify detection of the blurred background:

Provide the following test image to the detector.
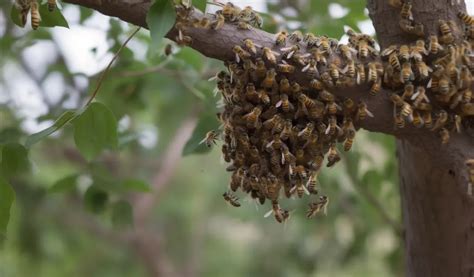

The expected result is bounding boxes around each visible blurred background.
[5,0,470,276]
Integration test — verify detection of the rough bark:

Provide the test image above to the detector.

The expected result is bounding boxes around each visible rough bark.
[62,0,474,276]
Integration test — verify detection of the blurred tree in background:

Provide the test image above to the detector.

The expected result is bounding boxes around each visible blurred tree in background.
[0,1,403,276]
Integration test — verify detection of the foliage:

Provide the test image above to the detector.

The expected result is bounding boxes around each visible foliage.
[0,0,402,276]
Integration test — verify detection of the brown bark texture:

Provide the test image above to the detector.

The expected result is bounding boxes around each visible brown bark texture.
[62,0,474,276]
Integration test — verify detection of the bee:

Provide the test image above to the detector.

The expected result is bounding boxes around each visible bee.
[327,144,341,167]
[210,13,225,30]
[277,61,295,74]
[415,60,432,80]
[339,44,356,61]
[466,159,474,187]
[275,94,294,113]
[400,1,413,20]
[394,113,406,129]
[233,45,251,63]
[174,35,192,47]
[289,30,303,42]
[422,111,433,129]
[164,44,174,56]
[306,174,319,194]
[310,48,327,66]
[258,89,270,105]
[237,21,251,30]
[30,1,41,30]
[47,0,56,11]
[439,20,454,44]
[391,93,412,117]
[264,201,289,223]
[388,0,403,8]
[243,39,258,54]
[199,130,219,147]
[320,72,334,88]
[411,40,428,61]
[458,11,474,25]
[324,115,337,135]
[298,122,314,141]
[14,0,31,26]
[411,110,424,128]
[302,59,318,76]
[431,110,448,131]
[260,71,277,93]
[439,128,450,144]
[219,2,240,21]
[242,106,262,127]
[388,52,401,71]
[399,19,425,37]
[428,35,443,55]
[367,62,380,83]
[263,114,282,130]
[262,47,279,64]
[306,196,329,218]
[356,63,366,84]
[254,58,267,79]
[343,59,356,78]
[319,36,331,53]
[275,31,288,46]
[358,39,370,59]
[197,17,211,29]
[265,174,281,201]
[370,78,382,96]
[458,66,472,90]
[223,191,241,207]
[411,86,429,107]
[398,45,410,61]
[400,62,414,83]
[453,115,462,133]
[280,45,299,59]
[356,101,374,121]
[462,88,472,104]
[229,169,243,191]
[461,103,474,116]
[329,64,341,81]
[290,181,309,198]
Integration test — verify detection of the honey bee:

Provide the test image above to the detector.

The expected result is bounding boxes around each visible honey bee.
[302,59,318,75]
[176,33,193,46]
[326,144,341,167]
[339,44,357,61]
[258,89,270,105]
[306,195,329,218]
[262,47,279,64]
[233,45,251,63]
[229,169,243,191]
[197,17,211,29]
[370,78,382,96]
[264,201,288,223]
[262,68,276,89]
[391,93,413,117]
[280,45,299,59]
[394,113,406,129]
[343,59,356,78]
[356,63,366,84]
[388,52,401,71]
[275,94,294,113]
[461,103,474,116]
[242,106,262,127]
[219,2,240,21]
[289,30,303,42]
[358,39,370,59]
[439,20,454,44]
[411,110,424,128]
[453,114,462,133]
[243,39,258,54]
[237,21,251,30]
[399,19,425,37]
[400,1,413,20]
[411,86,429,107]
[298,122,314,141]
[320,72,334,88]
[328,64,341,80]
[439,128,450,144]
[223,191,241,207]
[47,0,56,11]
[466,159,474,186]
[310,48,328,66]
[388,0,403,8]
[164,44,174,56]
[211,13,225,30]
[422,111,433,129]
[319,35,331,53]
[462,88,472,104]
[277,61,295,74]
[199,130,219,147]
[458,11,474,25]
[398,45,410,61]
[306,174,319,194]
[401,62,414,83]
[367,62,380,83]
[356,101,374,121]
[428,35,443,55]
[263,114,282,130]
[458,66,472,90]
[431,110,448,131]
[30,1,41,30]
[265,174,281,201]
[255,58,267,79]
[275,31,288,46]
[15,0,31,26]
[415,60,432,80]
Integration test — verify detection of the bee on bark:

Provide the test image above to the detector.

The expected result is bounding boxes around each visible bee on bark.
[277,61,295,74]
[411,86,429,107]
[461,103,474,116]
[399,19,425,37]
[388,52,401,71]
[197,17,211,29]
[280,45,300,59]
[391,93,413,117]
[439,128,450,144]
[415,60,432,80]
[388,0,402,8]
[262,47,279,64]
[306,196,329,218]
[457,11,474,25]
[394,112,406,129]
[289,30,303,42]
[200,130,219,147]
[211,13,225,30]
[218,2,241,21]
[431,110,448,131]
[422,111,433,129]
[262,68,276,89]
[254,58,267,79]
[275,94,294,113]
[398,45,410,61]
[356,63,366,84]
[243,39,259,54]
[275,31,288,46]
[237,21,252,30]
[356,101,374,121]
[370,78,382,96]
[400,1,413,20]
[233,45,251,63]
[401,62,414,83]
[428,35,443,55]
[223,191,241,207]
[439,20,454,44]
[411,110,424,128]
[367,62,380,83]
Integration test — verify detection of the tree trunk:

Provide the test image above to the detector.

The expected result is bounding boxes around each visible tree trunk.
[367,1,474,276]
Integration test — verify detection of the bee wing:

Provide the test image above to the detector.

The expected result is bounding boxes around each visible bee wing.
[366,108,375,118]
[199,136,208,145]
[275,100,283,107]
[264,209,274,218]
[302,63,311,72]
[303,185,310,195]
[287,51,295,59]
[411,90,420,100]
[325,124,331,134]
[235,53,240,63]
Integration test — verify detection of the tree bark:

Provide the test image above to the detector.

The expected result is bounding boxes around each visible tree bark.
[61,0,474,275]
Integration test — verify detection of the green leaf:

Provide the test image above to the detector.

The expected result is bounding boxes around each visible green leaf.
[0,143,30,179]
[10,5,25,27]
[39,3,69,28]
[84,185,109,214]
[25,110,77,148]
[147,0,176,51]
[0,176,15,241]
[49,174,79,193]
[182,112,219,156]
[73,102,118,161]
[0,128,22,144]
[111,200,133,228]
[121,179,151,192]
[193,0,207,12]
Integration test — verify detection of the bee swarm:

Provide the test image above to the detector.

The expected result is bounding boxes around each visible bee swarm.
[175,2,474,222]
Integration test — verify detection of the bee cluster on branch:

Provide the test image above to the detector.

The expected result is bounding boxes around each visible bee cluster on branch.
[174,1,474,222]
[14,0,57,30]
[384,1,474,143]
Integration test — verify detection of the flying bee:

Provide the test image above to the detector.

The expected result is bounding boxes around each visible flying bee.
[262,47,279,64]
[30,1,41,30]
[390,93,412,117]
[356,101,374,121]
[327,144,341,167]
[277,61,295,74]
[289,30,303,42]
[370,78,382,96]
[399,19,425,37]
[275,93,294,113]
[243,39,259,54]
[411,86,429,107]
[262,68,276,89]
[233,45,251,63]
[438,20,454,44]
[199,130,219,147]
[428,35,443,55]
[431,110,448,131]
[223,191,241,207]
[306,196,329,218]
[280,45,300,59]
[401,62,414,83]
[457,11,474,25]
[400,1,413,20]
[47,0,56,11]
[439,128,450,144]
[356,63,366,84]
[264,201,288,223]
[242,106,262,127]
[275,31,288,46]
